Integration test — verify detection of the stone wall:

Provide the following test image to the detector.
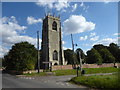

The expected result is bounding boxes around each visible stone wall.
[52,63,119,70]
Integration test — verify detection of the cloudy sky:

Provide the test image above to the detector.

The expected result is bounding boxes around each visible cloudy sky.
[0,0,119,57]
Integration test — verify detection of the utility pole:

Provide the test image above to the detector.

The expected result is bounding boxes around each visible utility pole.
[37,31,40,73]
[71,34,75,68]
[71,34,74,52]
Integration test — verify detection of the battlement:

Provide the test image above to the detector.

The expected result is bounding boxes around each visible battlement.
[44,14,60,21]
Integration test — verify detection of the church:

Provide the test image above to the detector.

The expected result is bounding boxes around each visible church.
[40,14,67,69]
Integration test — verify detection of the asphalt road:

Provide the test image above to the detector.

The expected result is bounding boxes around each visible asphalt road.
[2,72,88,89]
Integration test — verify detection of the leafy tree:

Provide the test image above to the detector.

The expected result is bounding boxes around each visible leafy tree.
[99,48,116,63]
[86,48,103,65]
[118,49,120,63]
[75,48,86,64]
[0,58,2,68]
[108,43,120,63]
[93,44,116,63]
[3,42,37,71]
[93,44,106,52]
[64,49,77,65]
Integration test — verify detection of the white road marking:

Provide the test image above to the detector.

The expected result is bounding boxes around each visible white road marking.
[20,77,35,80]
[61,83,65,86]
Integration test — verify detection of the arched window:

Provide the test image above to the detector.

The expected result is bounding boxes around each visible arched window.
[52,21,57,30]
[54,63,58,65]
[53,50,58,60]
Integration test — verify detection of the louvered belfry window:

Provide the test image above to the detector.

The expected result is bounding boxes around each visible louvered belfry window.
[52,21,57,30]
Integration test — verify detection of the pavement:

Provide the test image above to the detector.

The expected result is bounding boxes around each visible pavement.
[2,70,116,89]
[84,72,117,76]
[2,72,88,89]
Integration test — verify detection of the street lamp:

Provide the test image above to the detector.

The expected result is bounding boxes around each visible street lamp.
[71,34,78,68]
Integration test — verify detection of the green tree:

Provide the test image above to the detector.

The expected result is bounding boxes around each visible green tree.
[108,43,120,63]
[118,49,120,63]
[93,44,116,63]
[86,48,103,65]
[93,44,106,52]
[3,42,37,71]
[99,48,116,63]
[75,48,86,64]
[64,49,77,65]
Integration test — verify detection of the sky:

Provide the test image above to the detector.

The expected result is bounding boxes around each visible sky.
[0,0,119,58]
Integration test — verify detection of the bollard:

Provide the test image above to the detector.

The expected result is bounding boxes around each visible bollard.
[81,69,85,75]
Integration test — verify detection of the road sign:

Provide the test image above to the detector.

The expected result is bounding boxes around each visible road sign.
[43,62,52,64]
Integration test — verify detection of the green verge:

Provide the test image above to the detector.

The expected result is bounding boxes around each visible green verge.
[70,74,120,89]
[22,67,119,76]
[53,67,118,76]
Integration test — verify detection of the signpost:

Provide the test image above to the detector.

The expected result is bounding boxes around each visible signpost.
[79,51,82,72]
[43,62,52,72]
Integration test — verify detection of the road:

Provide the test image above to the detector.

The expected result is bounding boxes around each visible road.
[2,72,88,89]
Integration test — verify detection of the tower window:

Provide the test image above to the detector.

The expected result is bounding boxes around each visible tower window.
[52,21,57,30]
[53,50,58,60]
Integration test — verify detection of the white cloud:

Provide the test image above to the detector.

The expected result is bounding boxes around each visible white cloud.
[27,16,42,25]
[80,2,89,12]
[36,0,56,9]
[103,0,111,4]
[80,2,84,7]
[90,36,99,41]
[63,15,95,35]
[0,16,41,57]
[93,37,118,46]
[0,17,27,38]
[71,4,77,12]
[80,36,88,41]
[114,33,120,36]
[61,9,67,13]
[0,45,9,58]
[90,32,96,37]
[36,0,69,11]
[54,0,69,11]
[63,46,67,50]
[63,46,72,50]
[62,41,66,45]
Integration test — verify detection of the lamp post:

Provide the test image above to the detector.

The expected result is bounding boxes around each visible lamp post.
[71,34,78,68]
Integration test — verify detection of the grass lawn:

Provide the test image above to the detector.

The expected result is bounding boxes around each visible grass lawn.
[70,74,120,89]
[22,67,119,76]
[53,67,119,76]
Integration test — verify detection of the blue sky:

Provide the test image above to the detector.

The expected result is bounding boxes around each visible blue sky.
[0,1,119,57]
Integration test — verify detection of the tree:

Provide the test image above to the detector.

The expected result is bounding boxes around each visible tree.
[93,44,106,52]
[3,42,37,71]
[86,48,103,65]
[75,48,86,64]
[118,49,120,63]
[108,43,120,63]
[99,48,116,63]
[93,44,116,63]
[64,49,77,65]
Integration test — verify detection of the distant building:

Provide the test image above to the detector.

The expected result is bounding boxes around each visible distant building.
[41,14,67,69]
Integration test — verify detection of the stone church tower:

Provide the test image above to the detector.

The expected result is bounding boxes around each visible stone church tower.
[41,14,66,69]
